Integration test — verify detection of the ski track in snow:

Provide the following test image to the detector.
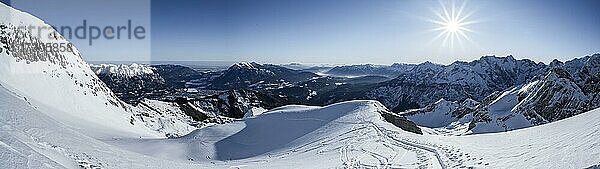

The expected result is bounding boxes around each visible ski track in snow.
[236,105,485,169]
[2,1,599,168]
[101,101,492,168]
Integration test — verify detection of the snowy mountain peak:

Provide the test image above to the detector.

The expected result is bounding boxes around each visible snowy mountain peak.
[582,53,600,73]
[586,53,600,62]
[483,54,515,61]
[546,67,573,80]
[230,62,259,70]
[213,62,318,89]
[549,59,564,67]
[90,63,156,77]
[391,62,410,67]
[0,3,160,138]
[468,66,590,133]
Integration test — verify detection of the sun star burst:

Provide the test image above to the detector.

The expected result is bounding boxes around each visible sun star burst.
[429,0,477,48]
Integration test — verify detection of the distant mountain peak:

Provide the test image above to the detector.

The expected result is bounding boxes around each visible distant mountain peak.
[230,62,260,70]
[547,67,573,80]
[90,63,156,78]
[213,62,318,89]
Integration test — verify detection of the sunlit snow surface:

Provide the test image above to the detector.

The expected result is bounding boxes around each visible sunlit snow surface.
[1,2,599,169]
[2,84,599,168]
[0,2,160,138]
[108,101,438,168]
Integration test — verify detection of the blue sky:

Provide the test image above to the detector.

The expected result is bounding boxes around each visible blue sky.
[150,0,600,64]
[3,0,600,64]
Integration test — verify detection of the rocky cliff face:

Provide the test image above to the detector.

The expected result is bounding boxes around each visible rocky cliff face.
[399,54,600,134]
[366,56,545,112]
[401,99,478,128]
[91,64,167,104]
[187,89,283,119]
[89,53,600,135]
[467,54,600,133]
[0,4,162,137]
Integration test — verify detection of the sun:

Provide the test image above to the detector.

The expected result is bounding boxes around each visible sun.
[445,20,460,32]
[429,0,477,48]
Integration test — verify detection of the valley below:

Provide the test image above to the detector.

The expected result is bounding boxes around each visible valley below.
[1,2,599,169]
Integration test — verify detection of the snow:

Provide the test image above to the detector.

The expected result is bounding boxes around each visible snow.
[469,69,590,134]
[401,99,477,136]
[112,101,600,168]
[230,62,257,70]
[2,82,600,168]
[403,99,459,128]
[0,2,160,139]
[246,107,268,117]
[428,107,600,168]
[1,2,599,168]
[469,86,533,133]
[107,100,600,168]
[131,99,198,137]
[0,85,209,168]
[108,100,442,168]
[185,88,199,93]
[89,63,155,77]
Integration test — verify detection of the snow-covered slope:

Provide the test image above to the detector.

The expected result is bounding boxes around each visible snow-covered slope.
[108,100,449,168]
[365,56,545,112]
[402,99,477,128]
[2,3,598,168]
[406,66,593,135]
[3,81,599,168]
[104,99,599,168]
[90,64,156,78]
[0,3,159,138]
[469,67,592,134]
[428,107,600,169]
[401,99,478,135]
[393,55,600,135]
[468,84,539,133]
[131,99,199,137]
[0,85,211,169]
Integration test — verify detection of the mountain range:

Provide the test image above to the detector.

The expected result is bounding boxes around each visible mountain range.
[89,53,600,135]
[1,3,599,168]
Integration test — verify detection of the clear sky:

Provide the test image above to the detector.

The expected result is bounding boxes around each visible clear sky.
[3,0,600,64]
[150,0,600,64]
